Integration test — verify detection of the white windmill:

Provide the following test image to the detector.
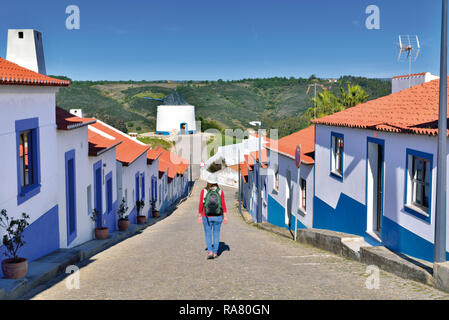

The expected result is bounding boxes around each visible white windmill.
[397,35,421,88]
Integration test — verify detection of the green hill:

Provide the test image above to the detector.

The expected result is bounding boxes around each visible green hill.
[55,77,391,138]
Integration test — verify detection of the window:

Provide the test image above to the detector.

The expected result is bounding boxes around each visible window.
[405,149,432,219]
[125,189,128,207]
[299,179,307,211]
[16,118,41,205]
[331,132,344,178]
[273,164,279,191]
[18,31,24,39]
[19,130,34,188]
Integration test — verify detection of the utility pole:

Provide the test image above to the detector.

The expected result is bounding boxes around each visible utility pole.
[249,121,262,223]
[238,148,242,215]
[435,0,448,263]
[257,125,262,223]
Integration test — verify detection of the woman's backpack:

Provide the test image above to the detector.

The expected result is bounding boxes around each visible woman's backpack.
[204,188,223,216]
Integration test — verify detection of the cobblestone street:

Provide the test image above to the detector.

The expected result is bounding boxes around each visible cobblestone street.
[27,183,449,300]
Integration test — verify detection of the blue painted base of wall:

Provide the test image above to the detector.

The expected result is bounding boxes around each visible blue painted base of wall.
[267,195,307,230]
[382,216,449,262]
[0,205,60,276]
[313,194,367,236]
[103,201,118,232]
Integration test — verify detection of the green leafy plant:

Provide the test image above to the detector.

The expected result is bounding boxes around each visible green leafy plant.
[90,208,103,227]
[136,200,145,214]
[117,199,129,221]
[0,210,30,261]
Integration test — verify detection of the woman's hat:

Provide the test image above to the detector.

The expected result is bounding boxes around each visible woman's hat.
[206,174,218,184]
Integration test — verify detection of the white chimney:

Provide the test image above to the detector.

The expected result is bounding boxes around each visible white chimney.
[70,109,84,118]
[392,72,439,93]
[6,29,46,75]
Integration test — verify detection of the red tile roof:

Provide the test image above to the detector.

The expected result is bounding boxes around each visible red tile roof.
[312,78,449,136]
[90,120,150,166]
[147,147,163,162]
[157,149,190,178]
[239,161,249,183]
[267,126,315,165]
[392,72,427,79]
[56,107,95,130]
[0,57,70,86]
[88,128,122,157]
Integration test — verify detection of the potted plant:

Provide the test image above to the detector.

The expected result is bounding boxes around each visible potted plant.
[0,209,30,279]
[91,209,108,240]
[136,200,146,224]
[117,198,129,231]
[150,199,160,218]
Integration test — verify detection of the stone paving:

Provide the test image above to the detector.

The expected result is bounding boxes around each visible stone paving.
[26,183,449,300]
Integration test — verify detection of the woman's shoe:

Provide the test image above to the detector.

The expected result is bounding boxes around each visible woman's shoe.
[213,253,218,259]
[207,252,214,260]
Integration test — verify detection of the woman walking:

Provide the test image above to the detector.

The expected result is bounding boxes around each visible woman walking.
[198,174,228,259]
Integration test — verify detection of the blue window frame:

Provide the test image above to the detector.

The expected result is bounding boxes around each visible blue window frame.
[15,118,41,205]
[151,175,157,201]
[106,172,113,214]
[330,132,344,181]
[404,149,433,223]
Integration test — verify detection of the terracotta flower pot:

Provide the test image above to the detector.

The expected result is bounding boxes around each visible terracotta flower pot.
[137,215,147,225]
[118,219,130,231]
[2,258,28,279]
[94,227,109,240]
[152,210,160,218]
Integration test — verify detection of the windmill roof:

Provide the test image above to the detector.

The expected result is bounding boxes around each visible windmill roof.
[162,90,190,105]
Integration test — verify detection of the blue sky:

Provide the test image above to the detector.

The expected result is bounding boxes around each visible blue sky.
[0,0,443,81]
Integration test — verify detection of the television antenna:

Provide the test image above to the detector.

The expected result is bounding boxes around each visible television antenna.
[397,35,421,88]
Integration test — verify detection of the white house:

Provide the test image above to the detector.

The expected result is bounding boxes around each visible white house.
[88,120,150,225]
[265,126,315,230]
[312,77,449,262]
[392,72,439,94]
[0,56,70,264]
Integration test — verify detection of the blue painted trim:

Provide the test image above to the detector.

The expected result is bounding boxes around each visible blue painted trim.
[65,149,77,246]
[0,205,59,270]
[15,117,41,205]
[403,148,433,223]
[329,131,344,182]
[365,137,385,238]
[105,171,113,215]
[93,160,103,228]
[135,172,140,202]
[141,175,145,201]
[156,131,171,136]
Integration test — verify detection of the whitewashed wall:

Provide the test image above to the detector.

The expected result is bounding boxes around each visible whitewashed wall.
[315,123,449,250]
[0,86,59,234]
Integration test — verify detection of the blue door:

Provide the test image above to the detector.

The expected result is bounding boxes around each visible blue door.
[94,161,103,228]
[65,150,77,245]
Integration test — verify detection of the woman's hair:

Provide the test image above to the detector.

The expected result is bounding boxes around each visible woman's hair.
[206,183,219,190]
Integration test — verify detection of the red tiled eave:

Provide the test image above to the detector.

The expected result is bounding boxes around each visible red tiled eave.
[266,126,315,165]
[0,57,70,87]
[312,78,449,137]
[56,107,96,130]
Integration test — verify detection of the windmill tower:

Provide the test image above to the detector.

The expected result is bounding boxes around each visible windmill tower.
[6,29,47,75]
[397,35,421,89]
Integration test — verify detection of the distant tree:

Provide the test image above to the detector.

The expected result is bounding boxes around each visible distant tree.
[339,84,369,109]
